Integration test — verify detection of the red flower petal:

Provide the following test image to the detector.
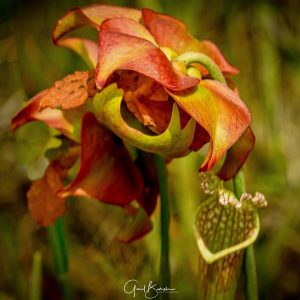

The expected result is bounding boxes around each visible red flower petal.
[116,154,159,243]
[96,20,199,91]
[122,80,208,153]
[168,80,251,171]
[60,113,144,206]
[39,71,97,110]
[11,90,73,134]
[27,149,79,226]
[52,4,141,43]
[217,127,255,180]
[190,124,210,151]
[142,8,238,75]
[136,152,159,215]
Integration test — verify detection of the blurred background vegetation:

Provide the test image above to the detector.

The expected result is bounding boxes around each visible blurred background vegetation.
[0,0,300,299]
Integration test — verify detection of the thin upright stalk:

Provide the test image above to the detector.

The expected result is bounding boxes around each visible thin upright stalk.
[244,245,258,300]
[233,170,258,300]
[48,218,72,300]
[154,154,170,300]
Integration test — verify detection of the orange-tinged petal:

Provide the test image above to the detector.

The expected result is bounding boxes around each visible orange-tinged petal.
[60,113,144,206]
[52,4,141,43]
[124,95,173,134]
[27,164,67,226]
[142,8,238,75]
[168,80,251,171]
[100,17,157,45]
[196,41,239,76]
[118,72,171,133]
[40,70,97,110]
[27,149,79,226]
[118,71,169,102]
[11,90,73,134]
[96,22,199,91]
[217,127,255,180]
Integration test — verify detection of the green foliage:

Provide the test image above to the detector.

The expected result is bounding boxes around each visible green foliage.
[15,121,61,178]
[15,122,60,165]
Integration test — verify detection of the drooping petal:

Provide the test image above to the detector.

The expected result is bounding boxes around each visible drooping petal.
[52,4,141,43]
[40,70,97,110]
[11,90,73,134]
[217,127,255,180]
[27,164,67,226]
[116,204,153,243]
[136,152,159,215]
[27,149,79,225]
[96,21,199,91]
[56,38,98,68]
[168,80,251,171]
[60,113,144,206]
[142,8,238,75]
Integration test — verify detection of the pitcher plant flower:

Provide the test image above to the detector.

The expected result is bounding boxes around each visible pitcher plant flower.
[12,5,255,243]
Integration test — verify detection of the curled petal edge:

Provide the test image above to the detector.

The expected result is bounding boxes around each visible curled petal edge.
[56,38,98,68]
[11,90,73,135]
[52,4,141,43]
[161,117,196,158]
[96,28,199,91]
[93,83,186,154]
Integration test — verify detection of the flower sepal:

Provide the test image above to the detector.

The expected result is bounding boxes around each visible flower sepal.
[93,83,196,156]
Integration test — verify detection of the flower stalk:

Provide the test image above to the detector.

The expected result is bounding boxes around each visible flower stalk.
[233,171,258,300]
[48,218,72,300]
[154,154,171,299]
[30,251,42,300]
[244,245,258,300]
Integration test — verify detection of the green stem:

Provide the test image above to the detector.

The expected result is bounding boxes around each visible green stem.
[232,169,245,199]
[154,154,170,300]
[244,245,258,300]
[175,52,227,84]
[30,251,42,300]
[233,170,258,300]
[48,218,72,300]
